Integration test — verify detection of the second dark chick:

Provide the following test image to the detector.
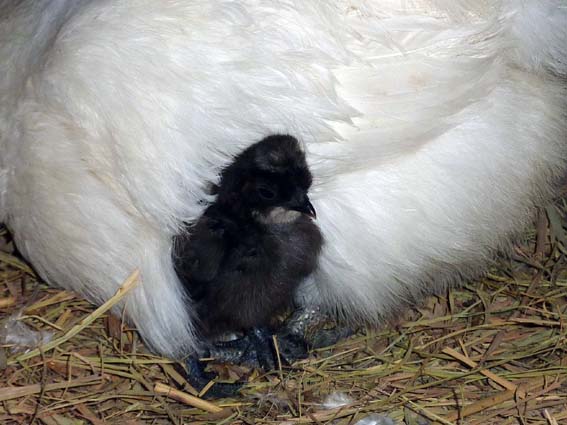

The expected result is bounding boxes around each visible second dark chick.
[173,135,323,393]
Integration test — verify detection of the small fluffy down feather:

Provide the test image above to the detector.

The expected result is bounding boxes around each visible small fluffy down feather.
[0,0,566,357]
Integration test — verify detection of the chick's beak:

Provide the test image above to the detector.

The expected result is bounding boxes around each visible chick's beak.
[291,196,317,219]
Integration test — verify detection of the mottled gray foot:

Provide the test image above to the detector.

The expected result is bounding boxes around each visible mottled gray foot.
[208,307,353,368]
[206,326,308,370]
[187,308,353,398]
[279,306,354,350]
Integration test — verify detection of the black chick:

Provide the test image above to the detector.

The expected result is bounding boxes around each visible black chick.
[173,135,323,393]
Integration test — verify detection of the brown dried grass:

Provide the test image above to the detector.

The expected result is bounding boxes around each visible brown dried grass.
[1,203,566,424]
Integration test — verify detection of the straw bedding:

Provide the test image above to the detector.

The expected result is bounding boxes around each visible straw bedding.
[1,203,566,424]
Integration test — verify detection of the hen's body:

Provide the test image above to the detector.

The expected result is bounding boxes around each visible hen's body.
[0,1,566,357]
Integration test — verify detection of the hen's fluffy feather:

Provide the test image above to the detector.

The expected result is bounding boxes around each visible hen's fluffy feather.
[0,0,566,357]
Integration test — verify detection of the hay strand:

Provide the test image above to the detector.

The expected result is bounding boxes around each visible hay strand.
[153,382,223,413]
[8,269,140,365]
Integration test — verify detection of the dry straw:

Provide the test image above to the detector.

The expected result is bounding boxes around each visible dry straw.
[0,203,566,424]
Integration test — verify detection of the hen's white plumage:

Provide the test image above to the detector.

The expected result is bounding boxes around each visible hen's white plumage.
[0,0,565,357]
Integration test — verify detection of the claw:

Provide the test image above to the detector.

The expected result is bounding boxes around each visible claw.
[185,356,243,399]
[249,327,277,370]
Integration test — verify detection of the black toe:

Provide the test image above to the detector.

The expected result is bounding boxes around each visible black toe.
[185,356,242,399]
[249,327,277,370]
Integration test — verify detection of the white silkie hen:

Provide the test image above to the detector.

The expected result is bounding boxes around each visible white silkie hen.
[0,1,566,359]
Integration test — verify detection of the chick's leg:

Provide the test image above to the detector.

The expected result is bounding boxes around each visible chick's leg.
[206,307,353,369]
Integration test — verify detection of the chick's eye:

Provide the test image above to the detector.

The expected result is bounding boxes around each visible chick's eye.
[257,186,276,200]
